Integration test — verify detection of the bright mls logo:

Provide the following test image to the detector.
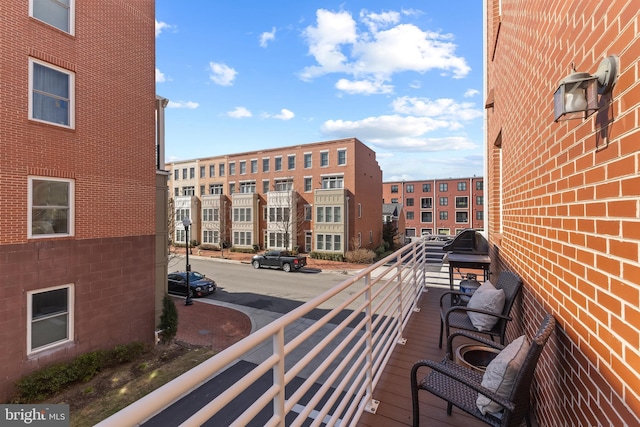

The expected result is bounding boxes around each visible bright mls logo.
[1,405,69,426]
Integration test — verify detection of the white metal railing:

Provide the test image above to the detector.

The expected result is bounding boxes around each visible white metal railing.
[97,239,432,427]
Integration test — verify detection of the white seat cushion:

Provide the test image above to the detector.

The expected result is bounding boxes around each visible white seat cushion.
[467,280,506,331]
[477,335,530,415]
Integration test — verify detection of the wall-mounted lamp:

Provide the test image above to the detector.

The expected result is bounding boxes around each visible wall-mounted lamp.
[553,55,618,122]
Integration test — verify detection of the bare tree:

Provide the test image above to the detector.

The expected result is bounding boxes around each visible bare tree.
[267,191,308,252]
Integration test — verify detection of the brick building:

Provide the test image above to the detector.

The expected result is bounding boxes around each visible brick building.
[167,138,383,254]
[382,177,484,238]
[486,0,639,424]
[0,1,161,401]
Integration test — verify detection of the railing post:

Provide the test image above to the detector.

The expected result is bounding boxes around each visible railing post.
[273,328,286,426]
[363,272,380,414]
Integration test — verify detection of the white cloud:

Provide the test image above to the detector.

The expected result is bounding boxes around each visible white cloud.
[464,89,480,97]
[359,9,400,32]
[155,20,173,38]
[263,109,295,120]
[155,68,166,83]
[300,9,471,92]
[227,107,252,118]
[335,78,393,95]
[209,62,237,86]
[260,27,276,48]
[168,101,199,109]
[392,96,482,121]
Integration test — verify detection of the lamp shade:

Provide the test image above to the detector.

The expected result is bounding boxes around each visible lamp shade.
[553,72,598,122]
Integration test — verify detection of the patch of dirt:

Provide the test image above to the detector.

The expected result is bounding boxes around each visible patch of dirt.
[46,343,216,427]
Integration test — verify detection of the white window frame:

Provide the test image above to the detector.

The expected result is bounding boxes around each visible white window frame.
[337,149,347,165]
[27,284,74,354]
[30,0,75,34]
[29,58,75,128]
[28,176,75,238]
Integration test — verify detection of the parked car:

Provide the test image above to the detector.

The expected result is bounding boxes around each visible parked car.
[167,271,217,297]
[251,250,307,272]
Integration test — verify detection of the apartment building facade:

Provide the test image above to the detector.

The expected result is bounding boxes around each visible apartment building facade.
[486,0,639,424]
[0,1,159,401]
[382,177,484,237]
[167,138,383,254]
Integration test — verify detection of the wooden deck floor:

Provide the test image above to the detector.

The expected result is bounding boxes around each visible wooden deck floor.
[357,282,490,427]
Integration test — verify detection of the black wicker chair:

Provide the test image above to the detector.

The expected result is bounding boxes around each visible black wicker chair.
[439,270,523,348]
[411,313,555,427]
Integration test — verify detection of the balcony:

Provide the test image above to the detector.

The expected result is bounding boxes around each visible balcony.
[98,240,489,426]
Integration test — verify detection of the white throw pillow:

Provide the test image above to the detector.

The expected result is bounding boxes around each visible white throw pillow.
[477,335,530,415]
[467,280,506,331]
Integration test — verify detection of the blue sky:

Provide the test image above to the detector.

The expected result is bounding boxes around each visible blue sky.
[156,1,484,181]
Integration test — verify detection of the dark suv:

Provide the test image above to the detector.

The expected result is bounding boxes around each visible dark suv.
[167,271,217,297]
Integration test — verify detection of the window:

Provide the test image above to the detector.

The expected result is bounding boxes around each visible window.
[458,182,467,191]
[316,234,341,252]
[229,162,236,175]
[321,176,343,189]
[476,196,484,205]
[251,159,258,173]
[229,183,235,194]
[203,230,219,244]
[320,151,329,167]
[422,183,431,192]
[209,165,215,177]
[189,168,195,179]
[421,197,432,208]
[456,211,469,223]
[304,153,312,168]
[358,203,361,218]
[203,208,213,222]
[304,177,312,192]
[30,0,74,34]
[233,231,252,246]
[315,206,341,223]
[263,180,269,194]
[174,188,179,197]
[274,179,293,191]
[182,168,187,179]
[275,157,282,171]
[239,161,246,174]
[174,169,179,180]
[175,208,190,223]
[476,180,483,190]
[406,211,414,220]
[210,183,223,194]
[406,184,414,193]
[439,183,448,192]
[233,207,252,222]
[421,211,433,222]
[219,164,225,176]
[337,149,346,165]
[476,211,484,220]
[29,59,74,128]
[288,155,296,170]
[268,207,290,222]
[439,197,448,206]
[200,166,205,178]
[28,285,73,354]
[183,186,194,196]
[406,198,414,207]
[240,181,256,193]
[391,198,398,203]
[391,185,398,193]
[304,205,312,221]
[456,196,469,208]
[439,211,448,220]
[263,158,270,172]
[29,176,74,238]
[199,185,205,196]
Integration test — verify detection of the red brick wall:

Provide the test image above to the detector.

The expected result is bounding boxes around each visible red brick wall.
[0,1,156,401]
[486,0,640,424]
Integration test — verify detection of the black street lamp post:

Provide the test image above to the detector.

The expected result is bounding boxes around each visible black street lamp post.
[182,217,193,306]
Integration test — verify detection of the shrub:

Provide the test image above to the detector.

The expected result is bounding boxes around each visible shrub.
[230,247,256,254]
[11,342,149,403]
[309,252,345,262]
[345,248,376,264]
[158,295,178,345]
